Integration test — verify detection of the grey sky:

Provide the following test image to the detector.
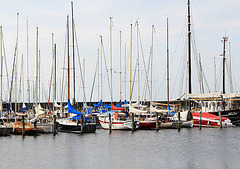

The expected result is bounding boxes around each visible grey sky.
[0,0,240,103]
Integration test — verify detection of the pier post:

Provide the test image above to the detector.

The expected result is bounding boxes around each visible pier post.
[22,115,25,136]
[199,111,202,130]
[219,111,222,129]
[131,113,135,132]
[53,115,57,135]
[156,112,159,131]
[81,114,84,134]
[109,113,112,133]
[178,112,181,132]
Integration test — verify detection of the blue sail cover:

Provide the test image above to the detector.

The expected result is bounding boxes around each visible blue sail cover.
[94,100,102,108]
[124,100,128,105]
[167,104,176,115]
[22,104,28,111]
[115,100,122,107]
[68,99,82,115]
[103,104,111,109]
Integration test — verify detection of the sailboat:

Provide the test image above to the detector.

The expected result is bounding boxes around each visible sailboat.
[57,14,96,133]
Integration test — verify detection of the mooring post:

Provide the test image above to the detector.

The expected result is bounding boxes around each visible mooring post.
[178,112,181,132]
[131,113,135,132]
[219,111,222,129]
[156,112,159,131]
[199,111,202,130]
[81,114,84,134]
[109,113,112,133]
[22,115,25,136]
[53,115,57,135]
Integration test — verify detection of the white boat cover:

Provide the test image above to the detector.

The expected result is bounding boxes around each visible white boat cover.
[129,104,147,114]
[188,93,221,99]
[54,100,61,108]
[222,93,240,99]
[150,105,170,113]
[132,101,147,108]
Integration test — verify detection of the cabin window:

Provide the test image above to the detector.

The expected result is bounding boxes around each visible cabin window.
[206,102,208,108]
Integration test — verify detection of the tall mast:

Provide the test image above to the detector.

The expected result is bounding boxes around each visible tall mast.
[71,1,76,101]
[39,50,40,104]
[188,0,192,95]
[167,18,169,105]
[129,24,133,104]
[0,26,2,113]
[110,17,113,102]
[97,49,100,101]
[125,43,127,100]
[222,36,227,94]
[100,36,103,100]
[67,16,70,101]
[36,26,38,104]
[136,20,140,102]
[119,31,122,101]
[27,20,30,104]
[15,13,19,112]
[150,25,154,105]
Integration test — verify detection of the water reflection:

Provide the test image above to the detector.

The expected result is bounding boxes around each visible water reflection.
[1,128,240,169]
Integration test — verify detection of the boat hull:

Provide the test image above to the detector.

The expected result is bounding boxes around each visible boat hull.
[138,121,156,129]
[192,112,234,128]
[0,127,12,136]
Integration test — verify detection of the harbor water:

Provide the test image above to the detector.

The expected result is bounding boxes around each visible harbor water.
[1,127,240,169]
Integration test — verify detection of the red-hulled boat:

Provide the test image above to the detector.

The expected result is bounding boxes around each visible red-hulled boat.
[192,112,234,127]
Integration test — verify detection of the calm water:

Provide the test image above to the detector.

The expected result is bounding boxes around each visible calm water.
[1,127,240,169]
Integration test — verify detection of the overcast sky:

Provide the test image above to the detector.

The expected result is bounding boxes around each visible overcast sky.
[0,0,240,103]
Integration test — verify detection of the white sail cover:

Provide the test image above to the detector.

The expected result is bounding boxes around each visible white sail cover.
[54,100,61,108]
[222,93,240,99]
[129,104,147,114]
[150,105,170,113]
[188,93,221,99]
[132,101,147,108]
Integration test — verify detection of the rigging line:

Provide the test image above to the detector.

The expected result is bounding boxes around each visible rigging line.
[2,33,10,100]
[170,21,187,97]
[138,25,151,101]
[61,26,67,105]
[216,62,222,92]
[142,46,151,102]
[100,36,112,102]
[226,61,234,92]
[89,58,99,102]
[74,23,88,109]
[191,0,220,39]
[131,59,138,101]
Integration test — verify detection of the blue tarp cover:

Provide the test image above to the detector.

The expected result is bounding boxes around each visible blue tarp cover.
[68,99,82,115]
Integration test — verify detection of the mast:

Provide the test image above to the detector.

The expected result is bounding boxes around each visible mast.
[167,18,169,105]
[71,1,76,101]
[100,36,103,100]
[136,20,140,103]
[110,17,113,102]
[39,50,40,104]
[125,43,127,100]
[36,26,38,104]
[214,57,216,92]
[150,25,155,105]
[129,24,132,104]
[67,16,70,101]
[0,26,2,113]
[188,0,192,95]
[222,36,227,94]
[98,49,100,101]
[15,13,19,112]
[27,20,30,104]
[119,31,122,101]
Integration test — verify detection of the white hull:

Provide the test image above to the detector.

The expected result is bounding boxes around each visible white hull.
[99,117,137,130]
